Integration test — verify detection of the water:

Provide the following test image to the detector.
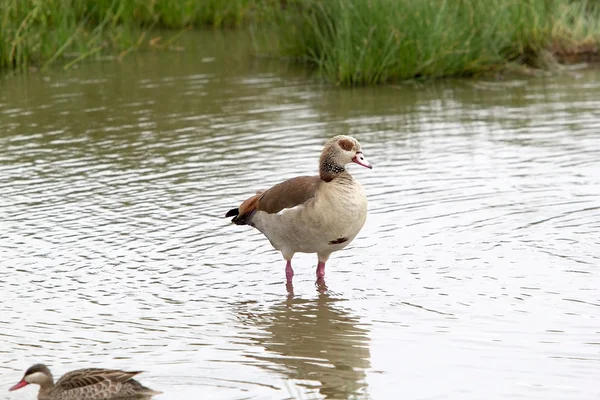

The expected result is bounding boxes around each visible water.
[1,31,599,400]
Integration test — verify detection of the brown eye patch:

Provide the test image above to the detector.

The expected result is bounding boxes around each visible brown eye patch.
[338,139,354,151]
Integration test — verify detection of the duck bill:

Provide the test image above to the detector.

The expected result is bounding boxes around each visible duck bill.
[9,379,29,391]
[352,153,372,169]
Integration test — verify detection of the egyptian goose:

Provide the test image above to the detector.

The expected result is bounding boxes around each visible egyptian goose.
[225,135,372,281]
[9,364,161,399]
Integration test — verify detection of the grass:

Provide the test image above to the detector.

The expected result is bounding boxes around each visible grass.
[1,0,600,84]
[0,0,270,71]
[257,0,600,85]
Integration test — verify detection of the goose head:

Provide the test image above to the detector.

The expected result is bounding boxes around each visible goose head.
[319,135,372,181]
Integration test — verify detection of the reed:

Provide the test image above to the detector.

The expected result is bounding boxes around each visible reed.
[257,0,600,85]
[0,0,266,71]
[1,0,599,83]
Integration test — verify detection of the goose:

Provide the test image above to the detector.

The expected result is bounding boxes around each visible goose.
[225,135,372,281]
[9,364,161,399]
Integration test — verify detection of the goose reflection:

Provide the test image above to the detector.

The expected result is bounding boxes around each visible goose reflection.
[237,286,371,399]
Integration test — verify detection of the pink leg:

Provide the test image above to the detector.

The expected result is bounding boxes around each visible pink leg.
[285,260,294,281]
[316,261,326,278]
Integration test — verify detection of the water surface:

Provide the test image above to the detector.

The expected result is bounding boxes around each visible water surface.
[1,31,599,399]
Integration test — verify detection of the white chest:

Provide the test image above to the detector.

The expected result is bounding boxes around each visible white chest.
[312,181,367,235]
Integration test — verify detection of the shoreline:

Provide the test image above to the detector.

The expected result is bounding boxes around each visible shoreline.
[2,0,599,86]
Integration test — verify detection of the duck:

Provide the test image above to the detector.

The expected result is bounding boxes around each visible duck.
[9,364,161,399]
[225,135,372,281]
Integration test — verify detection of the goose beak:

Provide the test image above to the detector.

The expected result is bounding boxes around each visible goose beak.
[9,379,29,391]
[352,152,372,169]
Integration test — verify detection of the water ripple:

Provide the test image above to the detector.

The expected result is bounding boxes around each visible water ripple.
[1,32,599,400]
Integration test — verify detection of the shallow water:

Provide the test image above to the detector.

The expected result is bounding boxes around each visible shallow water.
[1,31,599,400]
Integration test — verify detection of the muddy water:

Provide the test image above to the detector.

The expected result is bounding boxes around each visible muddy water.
[1,31,599,399]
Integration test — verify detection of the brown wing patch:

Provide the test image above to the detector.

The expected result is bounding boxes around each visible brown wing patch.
[338,138,354,151]
[257,176,320,214]
[56,369,141,391]
[55,370,107,390]
[238,193,262,217]
[231,176,320,225]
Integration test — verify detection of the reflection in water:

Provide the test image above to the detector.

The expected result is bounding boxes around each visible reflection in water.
[0,30,599,400]
[237,285,371,399]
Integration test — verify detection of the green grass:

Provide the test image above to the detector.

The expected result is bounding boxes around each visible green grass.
[0,0,270,71]
[1,0,600,84]
[257,0,600,85]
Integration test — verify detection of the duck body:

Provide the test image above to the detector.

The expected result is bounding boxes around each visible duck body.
[226,135,371,281]
[9,364,161,400]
